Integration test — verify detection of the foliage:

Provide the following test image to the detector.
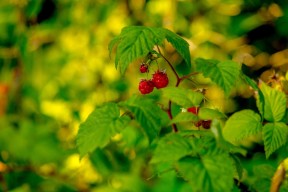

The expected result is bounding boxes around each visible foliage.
[78,25,288,191]
[109,26,191,75]
[1,0,288,191]
[195,59,241,95]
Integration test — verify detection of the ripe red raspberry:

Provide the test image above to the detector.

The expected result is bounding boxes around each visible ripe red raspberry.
[152,70,169,89]
[187,106,200,115]
[202,120,212,129]
[138,79,154,94]
[140,63,149,73]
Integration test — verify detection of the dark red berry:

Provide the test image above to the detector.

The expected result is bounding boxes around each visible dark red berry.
[138,79,154,94]
[187,106,200,115]
[194,120,202,127]
[202,120,212,129]
[152,70,169,89]
[140,63,149,73]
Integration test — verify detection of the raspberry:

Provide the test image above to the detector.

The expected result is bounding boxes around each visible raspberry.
[140,63,149,73]
[138,79,154,94]
[202,120,212,129]
[152,70,169,89]
[194,120,202,127]
[187,106,200,115]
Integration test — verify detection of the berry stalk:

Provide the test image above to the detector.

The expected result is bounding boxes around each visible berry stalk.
[156,46,180,86]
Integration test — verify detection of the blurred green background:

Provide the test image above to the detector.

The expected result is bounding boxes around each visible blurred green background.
[0,0,288,191]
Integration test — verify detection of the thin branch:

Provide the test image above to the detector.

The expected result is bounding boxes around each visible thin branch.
[167,100,178,132]
[156,45,180,82]
[179,72,199,82]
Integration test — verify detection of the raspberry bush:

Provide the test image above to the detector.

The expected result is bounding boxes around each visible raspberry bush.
[76,26,288,192]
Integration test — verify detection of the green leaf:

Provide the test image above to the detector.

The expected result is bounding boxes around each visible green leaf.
[76,103,130,158]
[119,95,168,143]
[230,154,243,180]
[108,35,121,57]
[263,122,288,158]
[90,149,114,177]
[109,26,165,74]
[150,134,192,164]
[161,87,204,108]
[25,0,43,18]
[109,26,191,75]
[169,112,199,125]
[177,154,234,192]
[284,110,288,124]
[242,74,265,117]
[198,108,226,120]
[195,58,241,95]
[163,29,191,73]
[0,118,65,164]
[259,82,287,122]
[252,164,275,192]
[120,125,148,148]
[223,110,262,144]
[211,119,247,156]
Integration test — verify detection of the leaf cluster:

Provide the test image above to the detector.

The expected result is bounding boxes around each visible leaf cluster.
[77,26,288,191]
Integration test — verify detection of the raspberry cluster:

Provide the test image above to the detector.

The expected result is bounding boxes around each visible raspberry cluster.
[138,63,169,94]
[187,106,212,129]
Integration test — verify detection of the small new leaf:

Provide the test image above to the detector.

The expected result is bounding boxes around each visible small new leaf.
[263,122,288,158]
[76,103,130,158]
[161,87,204,108]
[195,58,241,95]
[223,110,262,144]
